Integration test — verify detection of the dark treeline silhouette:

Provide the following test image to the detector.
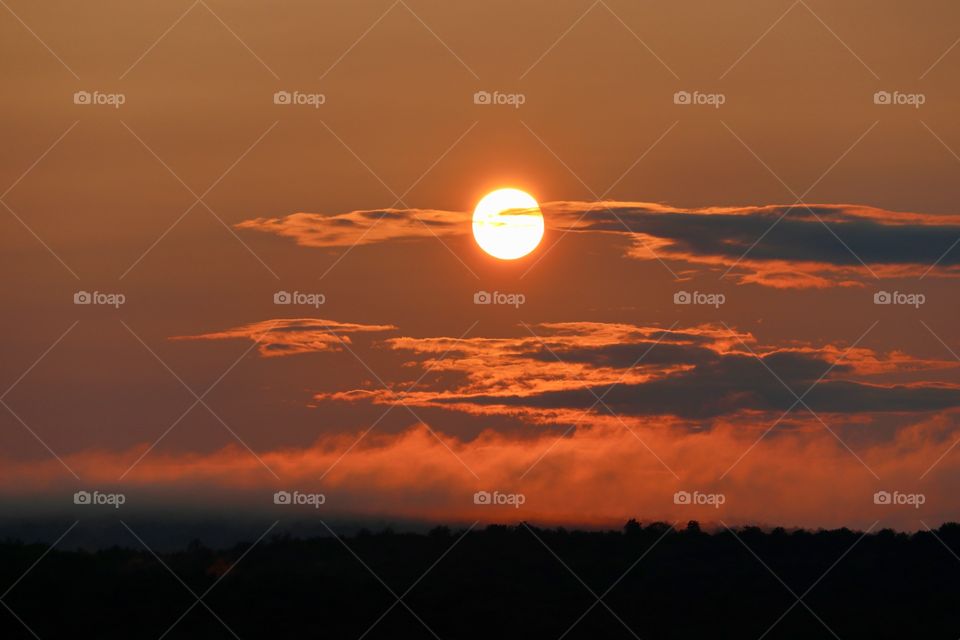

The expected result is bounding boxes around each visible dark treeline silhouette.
[2,520,958,639]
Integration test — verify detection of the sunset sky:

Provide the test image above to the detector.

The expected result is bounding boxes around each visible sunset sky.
[2,0,960,534]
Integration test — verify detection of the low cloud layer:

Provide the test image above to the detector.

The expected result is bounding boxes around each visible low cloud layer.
[5,417,960,532]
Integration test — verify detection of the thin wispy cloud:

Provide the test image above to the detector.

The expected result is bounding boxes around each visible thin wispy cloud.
[236,208,469,247]
[172,318,397,357]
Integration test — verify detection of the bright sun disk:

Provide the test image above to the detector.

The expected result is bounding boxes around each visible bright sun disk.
[472,188,544,260]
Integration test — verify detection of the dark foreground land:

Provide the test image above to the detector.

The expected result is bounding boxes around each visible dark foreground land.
[1,520,958,639]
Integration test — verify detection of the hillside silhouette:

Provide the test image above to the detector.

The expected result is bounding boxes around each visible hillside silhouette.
[1,520,958,639]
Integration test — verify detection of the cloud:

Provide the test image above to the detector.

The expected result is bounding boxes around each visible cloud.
[24,319,956,531]
[237,201,960,287]
[171,318,396,357]
[313,321,960,421]
[5,415,960,531]
[235,208,468,247]
[549,201,960,288]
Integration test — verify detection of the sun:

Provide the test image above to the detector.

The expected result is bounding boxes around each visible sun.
[472,188,544,260]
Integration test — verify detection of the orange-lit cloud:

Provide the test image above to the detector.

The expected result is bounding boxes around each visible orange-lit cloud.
[547,200,960,288]
[6,414,960,531]
[171,318,396,357]
[124,317,960,531]
[235,208,468,247]
[310,321,960,421]
[169,318,960,423]
[237,201,960,288]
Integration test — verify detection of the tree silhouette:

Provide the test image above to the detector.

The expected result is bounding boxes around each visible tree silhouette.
[0,520,958,638]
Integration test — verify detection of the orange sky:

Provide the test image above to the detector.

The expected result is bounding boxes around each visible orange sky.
[2,0,960,532]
